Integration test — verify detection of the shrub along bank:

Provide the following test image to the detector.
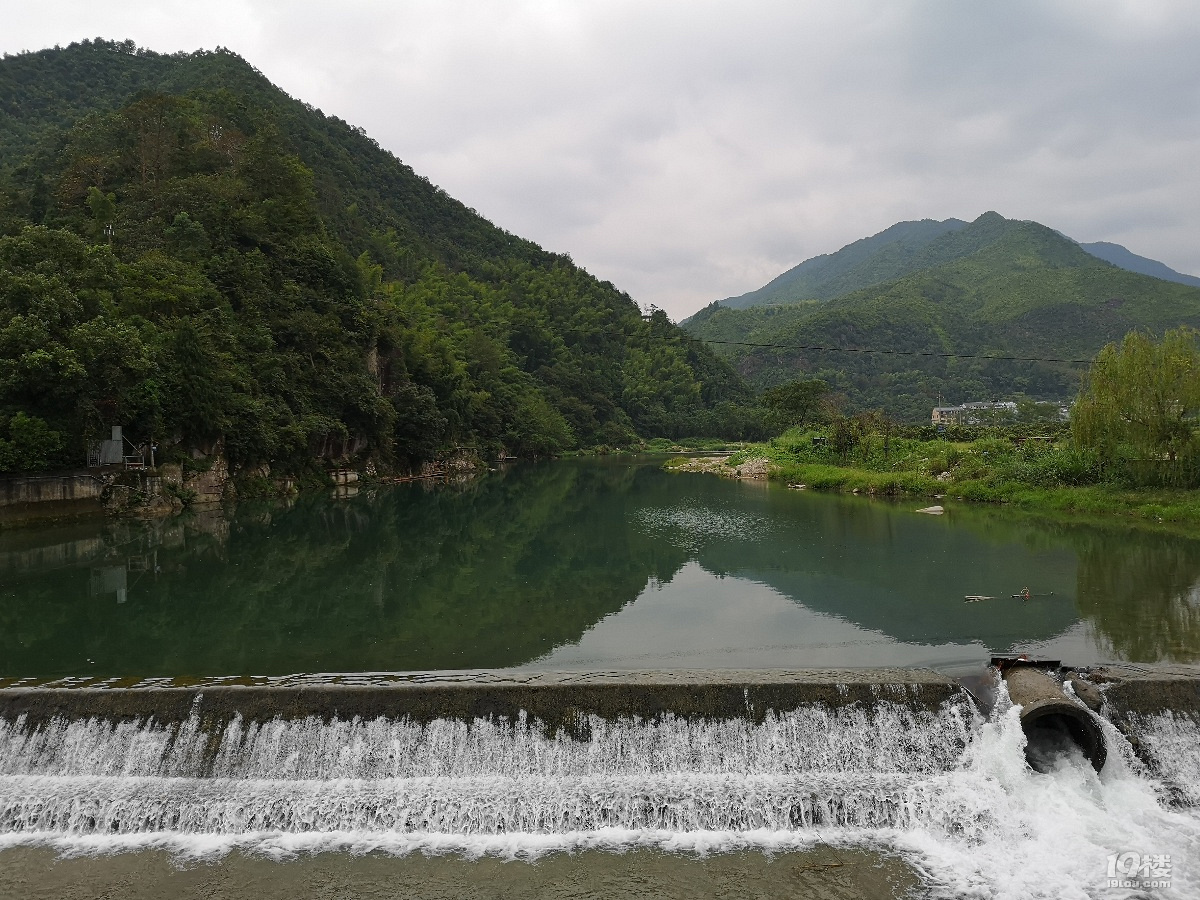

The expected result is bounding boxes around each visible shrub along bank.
[669,423,1200,530]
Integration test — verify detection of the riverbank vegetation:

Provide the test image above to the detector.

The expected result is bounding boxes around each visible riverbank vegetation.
[670,327,1200,528]
[696,429,1200,528]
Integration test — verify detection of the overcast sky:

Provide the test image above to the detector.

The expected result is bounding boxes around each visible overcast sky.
[5,1,1199,320]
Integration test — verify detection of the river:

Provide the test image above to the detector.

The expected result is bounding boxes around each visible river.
[2,456,1199,679]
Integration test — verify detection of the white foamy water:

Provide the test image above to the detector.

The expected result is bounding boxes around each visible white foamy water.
[1117,709,1200,807]
[1,690,1199,900]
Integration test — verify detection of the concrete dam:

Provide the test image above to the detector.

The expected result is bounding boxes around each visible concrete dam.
[2,666,1199,897]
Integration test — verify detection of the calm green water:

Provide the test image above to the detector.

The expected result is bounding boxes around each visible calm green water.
[2,457,1199,680]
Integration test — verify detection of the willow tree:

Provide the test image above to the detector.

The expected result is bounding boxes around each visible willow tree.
[1072,327,1200,486]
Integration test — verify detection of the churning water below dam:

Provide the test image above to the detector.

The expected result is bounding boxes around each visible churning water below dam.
[1,675,1199,899]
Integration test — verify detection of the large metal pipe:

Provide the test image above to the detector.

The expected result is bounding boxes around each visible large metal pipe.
[1002,666,1106,773]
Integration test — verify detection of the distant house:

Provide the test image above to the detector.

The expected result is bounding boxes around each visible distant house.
[931,406,965,425]
[931,401,1018,426]
[961,401,1017,423]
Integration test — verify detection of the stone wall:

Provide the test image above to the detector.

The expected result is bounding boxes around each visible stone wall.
[0,474,105,521]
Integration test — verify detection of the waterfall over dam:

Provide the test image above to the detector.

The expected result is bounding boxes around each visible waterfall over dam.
[2,668,1200,898]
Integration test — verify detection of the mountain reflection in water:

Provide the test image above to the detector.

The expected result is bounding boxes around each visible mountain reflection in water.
[2,457,1199,679]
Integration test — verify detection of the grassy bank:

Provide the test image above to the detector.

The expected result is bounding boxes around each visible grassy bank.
[564,437,750,457]
[666,427,1200,530]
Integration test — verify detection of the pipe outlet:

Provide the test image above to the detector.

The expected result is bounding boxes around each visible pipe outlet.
[1002,666,1106,773]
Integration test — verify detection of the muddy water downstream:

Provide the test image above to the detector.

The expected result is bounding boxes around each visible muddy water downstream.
[0,846,919,900]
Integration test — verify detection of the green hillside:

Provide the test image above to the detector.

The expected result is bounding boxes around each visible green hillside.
[710,211,1200,313]
[686,215,1200,421]
[1080,241,1200,288]
[715,216,968,310]
[0,40,752,475]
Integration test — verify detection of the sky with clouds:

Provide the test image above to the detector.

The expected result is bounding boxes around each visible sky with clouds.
[5,1,1199,320]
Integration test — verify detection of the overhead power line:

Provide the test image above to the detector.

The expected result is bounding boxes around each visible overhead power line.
[698,339,1094,366]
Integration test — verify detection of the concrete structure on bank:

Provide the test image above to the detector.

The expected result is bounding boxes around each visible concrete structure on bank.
[0,473,106,519]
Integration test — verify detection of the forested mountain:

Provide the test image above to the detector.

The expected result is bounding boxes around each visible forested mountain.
[686,214,1200,421]
[715,217,968,310]
[709,212,1200,313]
[1079,241,1200,289]
[0,39,751,474]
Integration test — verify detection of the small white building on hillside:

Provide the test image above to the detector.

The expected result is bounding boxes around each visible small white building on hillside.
[930,401,1016,425]
[931,400,1069,425]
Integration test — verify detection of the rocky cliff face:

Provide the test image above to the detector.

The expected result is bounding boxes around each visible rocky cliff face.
[100,469,184,518]
[183,448,233,505]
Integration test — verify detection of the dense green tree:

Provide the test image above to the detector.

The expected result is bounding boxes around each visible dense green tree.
[0,411,66,471]
[761,378,829,433]
[1071,327,1200,486]
[85,186,116,242]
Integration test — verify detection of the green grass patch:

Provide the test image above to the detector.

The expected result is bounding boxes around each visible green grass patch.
[771,462,941,496]
[667,427,1200,533]
[649,437,748,452]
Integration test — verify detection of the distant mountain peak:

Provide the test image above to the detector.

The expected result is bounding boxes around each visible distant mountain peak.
[713,216,970,311]
[1077,241,1200,289]
[712,212,1197,312]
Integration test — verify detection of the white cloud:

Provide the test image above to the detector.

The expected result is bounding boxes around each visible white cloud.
[4,0,1199,318]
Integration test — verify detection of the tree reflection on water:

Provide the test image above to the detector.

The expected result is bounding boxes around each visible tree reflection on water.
[1076,533,1200,663]
[6,459,1200,677]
